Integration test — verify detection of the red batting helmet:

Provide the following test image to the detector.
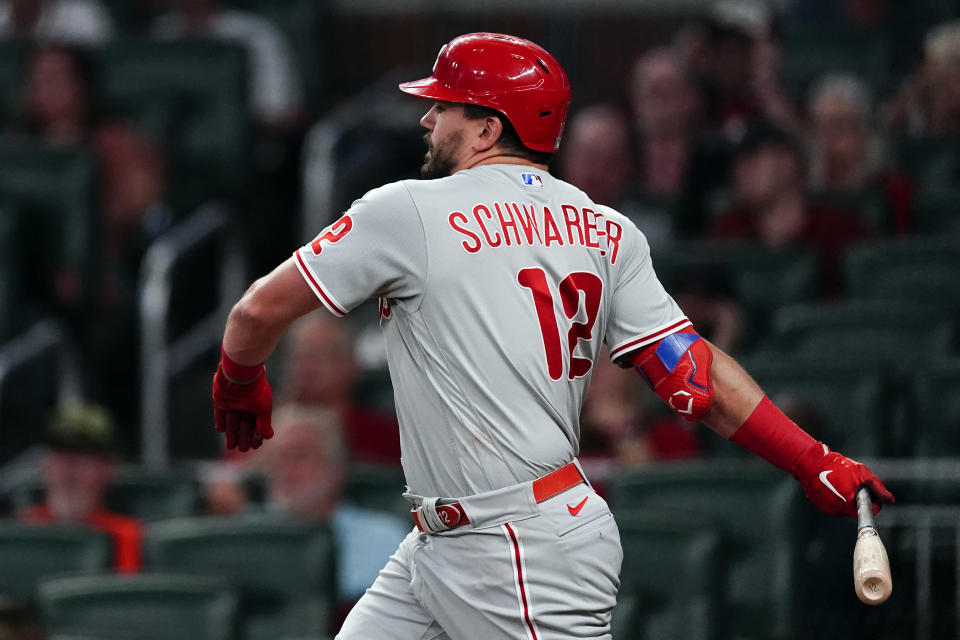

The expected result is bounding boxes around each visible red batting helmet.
[399,33,572,153]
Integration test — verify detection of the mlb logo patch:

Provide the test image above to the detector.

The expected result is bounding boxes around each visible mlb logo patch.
[521,173,543,188]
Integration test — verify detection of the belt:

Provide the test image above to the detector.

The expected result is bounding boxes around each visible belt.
[411,462,586,533]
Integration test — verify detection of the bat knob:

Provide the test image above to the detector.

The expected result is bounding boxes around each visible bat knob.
[854,527,892,605]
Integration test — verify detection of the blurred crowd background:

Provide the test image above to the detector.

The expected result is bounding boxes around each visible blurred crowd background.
[0,0,959,639]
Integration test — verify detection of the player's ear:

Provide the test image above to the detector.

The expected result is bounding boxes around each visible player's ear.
[473,115,503,153]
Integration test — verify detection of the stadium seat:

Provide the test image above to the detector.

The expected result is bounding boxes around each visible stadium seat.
[344,463,410,519]
[0,523,111,601]
[768,300,954,367]
[4,467,200,521]
[844,239,960,316]
[611,510,722,640]
[781,26,891,96]
[143,517,336,640]
[231,0,328,112]
[0,140,99,303]
[95,40,250,212]
[733,357,894,458]
[39,573,238,640]
[892,136,956,184]
[911,189,960,236]
[913,360,960,457]
[608,460,808,640]
[107,468,200,521]
[0,41,28,123]
[651,242,818,345]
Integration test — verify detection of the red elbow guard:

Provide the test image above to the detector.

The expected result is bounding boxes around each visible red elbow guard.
[631,328,714,421]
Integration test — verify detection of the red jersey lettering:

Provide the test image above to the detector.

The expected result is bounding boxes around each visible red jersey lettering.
[562,204,585,246]
[449,211,481,253]
[474,204,502,247]
[543,206,564,247]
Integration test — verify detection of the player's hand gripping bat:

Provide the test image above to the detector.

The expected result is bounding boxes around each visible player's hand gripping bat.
[853,486,892,604]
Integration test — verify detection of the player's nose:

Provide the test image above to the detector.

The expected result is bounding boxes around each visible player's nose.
[420,106,437,130]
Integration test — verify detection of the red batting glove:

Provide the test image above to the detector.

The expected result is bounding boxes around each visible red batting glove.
[212,348,274,452]
[791,441,895,519]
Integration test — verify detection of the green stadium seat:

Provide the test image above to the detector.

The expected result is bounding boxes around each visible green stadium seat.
[734,357,893,458]
[612,510,722,640]
[913,361,960,457]
[911,189,960,236]
[0,41,29,124]
[344,463,409,519]
[845,239,960,324]
[782,26,891,96]
[0,523,111,601]
[608,461,808,640]
[651,242,818,345]
[4,467,199,521]
[39,573,238,640]
[768,301,954,366]
[107,469,200,521]
[144,517,335,640]
[95,40,250,212]
[0,140,98,302]
[231,0,328,112]
[892,136,956,184]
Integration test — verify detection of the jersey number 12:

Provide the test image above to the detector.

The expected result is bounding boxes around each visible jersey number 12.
[518,268,602,381]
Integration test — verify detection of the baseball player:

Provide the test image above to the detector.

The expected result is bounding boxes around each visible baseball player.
[211,33,894,640]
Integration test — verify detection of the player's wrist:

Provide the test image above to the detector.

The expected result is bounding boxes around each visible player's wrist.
[219,346,265,385]
[729,396,819,474]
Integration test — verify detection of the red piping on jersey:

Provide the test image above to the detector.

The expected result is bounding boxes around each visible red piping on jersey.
[295,250,347,316]
[609,318,691,360]
[505,522,539,640]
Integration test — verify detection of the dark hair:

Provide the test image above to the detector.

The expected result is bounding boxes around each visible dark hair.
[17,44,101,137]
[461,104,554,165]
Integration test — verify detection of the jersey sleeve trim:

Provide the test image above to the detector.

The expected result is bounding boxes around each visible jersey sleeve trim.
[608,317,692,361]
[294,249,347,317]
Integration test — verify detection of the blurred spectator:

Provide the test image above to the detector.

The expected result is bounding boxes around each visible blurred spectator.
[151,0,304,128]
[628,48,701,198]
[0,0,113,43]
[886,19,960,138]
[580,348,700,486]
[254,404,409,604]
[670,266,744,354]
[11,43,171,426]
[681,0,801,138]
[16,402,143,573]
[557,104,633,207]
[807,73,913,234]
[278,313,401,466]
[14,43,171,278]
[711,119,869,292]
[0,595,46,640]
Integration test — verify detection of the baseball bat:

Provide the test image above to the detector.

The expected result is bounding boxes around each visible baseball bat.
[853,486,892,604]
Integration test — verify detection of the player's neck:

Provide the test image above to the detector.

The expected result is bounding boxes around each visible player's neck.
[461,153,548,172]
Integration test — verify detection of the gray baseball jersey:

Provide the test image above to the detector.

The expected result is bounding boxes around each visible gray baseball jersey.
[294,164,688,498]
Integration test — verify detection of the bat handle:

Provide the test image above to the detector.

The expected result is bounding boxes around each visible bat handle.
[853,485,892,605]
[856,486,875,531]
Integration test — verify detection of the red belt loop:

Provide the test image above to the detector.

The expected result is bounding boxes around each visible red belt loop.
[411,462,586,533]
